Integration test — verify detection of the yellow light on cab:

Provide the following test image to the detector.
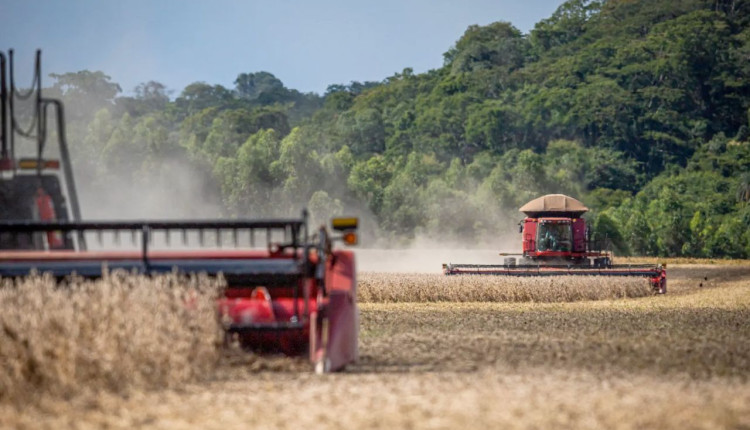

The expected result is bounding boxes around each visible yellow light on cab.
[17,159,60,170]
[332,217,358,231]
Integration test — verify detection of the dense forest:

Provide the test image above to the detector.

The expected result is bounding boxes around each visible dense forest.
[28,0,750,256]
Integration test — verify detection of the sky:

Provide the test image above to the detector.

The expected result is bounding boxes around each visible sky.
[1,0,563,96]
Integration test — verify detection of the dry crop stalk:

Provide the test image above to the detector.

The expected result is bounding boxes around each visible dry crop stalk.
[358,273,652,303]
[0,271,224,405]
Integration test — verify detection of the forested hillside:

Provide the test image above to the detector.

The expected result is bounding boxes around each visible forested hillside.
[36,0,750,256]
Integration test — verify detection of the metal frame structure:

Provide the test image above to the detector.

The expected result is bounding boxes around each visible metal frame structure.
[1,50,85,247]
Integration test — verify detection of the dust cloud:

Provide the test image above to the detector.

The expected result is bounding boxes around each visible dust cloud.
[76,159,223,220]
[354,231,521,273]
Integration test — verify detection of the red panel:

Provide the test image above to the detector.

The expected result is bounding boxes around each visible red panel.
[572,218,586,253]
[327,250,355,294]
[0,157,13,170]
[217,294,276,325]
[522,218,537,255]
[322,250,358,371]
[34,188,65,249]
[218,294,320,356]
[0,249,299,261]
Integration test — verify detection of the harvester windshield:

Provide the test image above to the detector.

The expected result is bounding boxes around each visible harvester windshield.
[537,221,572,252]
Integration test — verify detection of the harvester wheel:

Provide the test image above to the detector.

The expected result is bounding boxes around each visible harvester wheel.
[503,257,516,267]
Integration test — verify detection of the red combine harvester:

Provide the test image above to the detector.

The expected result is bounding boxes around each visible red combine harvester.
[443,194,667,293]
[0,50,359,373]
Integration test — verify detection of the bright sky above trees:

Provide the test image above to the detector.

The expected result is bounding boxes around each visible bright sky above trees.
[0,0,562,95]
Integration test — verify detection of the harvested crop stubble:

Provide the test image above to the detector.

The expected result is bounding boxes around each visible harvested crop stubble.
[358,273,652,302]
[0,271,224,405]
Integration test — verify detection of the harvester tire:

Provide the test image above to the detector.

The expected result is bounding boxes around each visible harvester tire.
[504,257,516,267]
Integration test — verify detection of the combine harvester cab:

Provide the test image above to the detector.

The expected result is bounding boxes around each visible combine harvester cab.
[443,194,667,294]
[0,50,359,373]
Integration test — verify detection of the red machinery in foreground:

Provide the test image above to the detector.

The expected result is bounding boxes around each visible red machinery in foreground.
[0,218,360,372]
[0,50,359,372]
[443,194,667,294]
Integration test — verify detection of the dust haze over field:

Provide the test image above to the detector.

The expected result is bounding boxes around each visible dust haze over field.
[76,160,224,221]
[354,231,523,273]
[356,248,503,273]
[8,66,224,223]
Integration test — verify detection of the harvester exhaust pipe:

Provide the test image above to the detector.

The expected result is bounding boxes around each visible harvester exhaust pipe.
[8,49,42,168]
[41,99,86,248]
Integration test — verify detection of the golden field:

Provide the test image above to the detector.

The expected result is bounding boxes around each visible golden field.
[1,262,749,429]
[358,273,653,302]
[0,272,223,405]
